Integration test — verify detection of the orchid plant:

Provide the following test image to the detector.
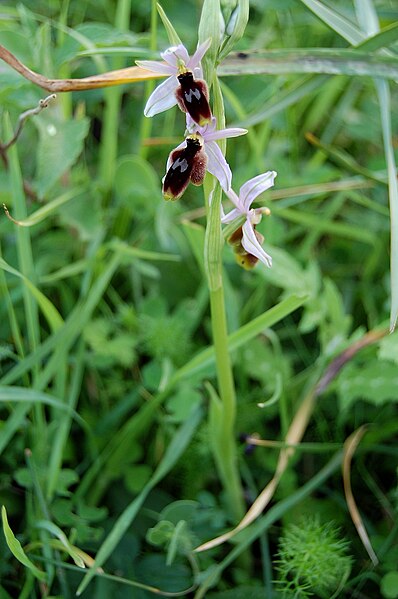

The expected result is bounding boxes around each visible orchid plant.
[137,7,276,522]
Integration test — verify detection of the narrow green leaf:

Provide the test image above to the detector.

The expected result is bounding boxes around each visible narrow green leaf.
[0,386,85,424]
[233,75,329,128]
[2,506,47,582]
[156,3,181,46]
[173,294,307,382]
[4,188,83,227]
[35,521,85,568]
[376,79,398,331]
[355,22,398,52]
[107,239,180,262]
[305,132,386,185]
[218,49,398,80]
[0,252,122,387]
[299,0,363,44]
[272,207,376,244]
[354,0,379,37]
[0,257,64,333]
[76,405,203,596]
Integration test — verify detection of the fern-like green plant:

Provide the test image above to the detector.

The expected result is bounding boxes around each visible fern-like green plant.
[275,516,352,598]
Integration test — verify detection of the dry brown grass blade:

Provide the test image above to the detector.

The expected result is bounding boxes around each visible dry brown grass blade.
[343,426,379,566]
[0,44,164,92]
[195,327,387,553]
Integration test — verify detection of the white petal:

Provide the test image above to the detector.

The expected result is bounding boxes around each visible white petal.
[204,126,247,142]
[239,171,277,211]
[242,220,272,268]
[188,38,212,70]
[205,141,232,191]
[136,60,176,75]
[162,44,190,67]
[224,187,243,211]
[144,76,178,117]
[221,207,242,224]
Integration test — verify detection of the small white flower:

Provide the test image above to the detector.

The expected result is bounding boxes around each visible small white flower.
[137,40,212,123]
[182,115,247,191]
[221,171,277,268]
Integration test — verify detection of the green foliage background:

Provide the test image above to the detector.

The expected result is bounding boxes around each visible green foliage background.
[0,0,397,597]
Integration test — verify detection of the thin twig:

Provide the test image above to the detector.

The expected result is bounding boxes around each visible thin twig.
[1,94,57,152]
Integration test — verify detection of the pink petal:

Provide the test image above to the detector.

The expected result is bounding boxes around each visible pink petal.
[187,38,212,70]
[224,187,243,211]
[221,207,242,224]
[242,220,272,268]
[240,171,277,211]
[161,44,190,68]
[144,76,178,117]
[136,60,176,75]
[204,126,247,142]
[205,141,232,191]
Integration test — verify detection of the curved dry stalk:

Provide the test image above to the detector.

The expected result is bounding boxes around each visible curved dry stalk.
[0,44,164,92]
[343,426,379,566]
[195,327,387,553]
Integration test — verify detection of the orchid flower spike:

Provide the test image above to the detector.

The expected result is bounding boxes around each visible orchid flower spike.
[221,171,277,269]
[137,40,212,125]
[163,116,247,200]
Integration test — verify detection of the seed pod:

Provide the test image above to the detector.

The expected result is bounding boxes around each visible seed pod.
[175,71,212,126]
[163,135,207,200]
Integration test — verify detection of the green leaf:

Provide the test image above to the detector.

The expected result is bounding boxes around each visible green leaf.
[166,386,202,423]
[147,520,175,547]
[5,188,83,227]
[0,257,64,333]
[336,361,398,411]
[35,116,90,197]
[298,0,363,44]
[218,49,398,80]
[35,520,85,568]
[156,3,181,46]
[378,332,398,365]
[381,572,398,599]
[1,505,47,582]
[375,79,398,331]
[0,386,84,423]
[355,22,398,52]
[160,500,200,525]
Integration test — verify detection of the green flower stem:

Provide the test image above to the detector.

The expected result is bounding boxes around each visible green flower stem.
[203,77,244,520]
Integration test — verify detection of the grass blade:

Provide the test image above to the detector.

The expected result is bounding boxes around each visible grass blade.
[173,294,308,383]
[2,506,47,582]
[219,49,398,79]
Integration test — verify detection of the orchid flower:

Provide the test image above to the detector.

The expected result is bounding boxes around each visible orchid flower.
[221,171,277,268]
[163,115,247,199]
[137,40,212,125]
